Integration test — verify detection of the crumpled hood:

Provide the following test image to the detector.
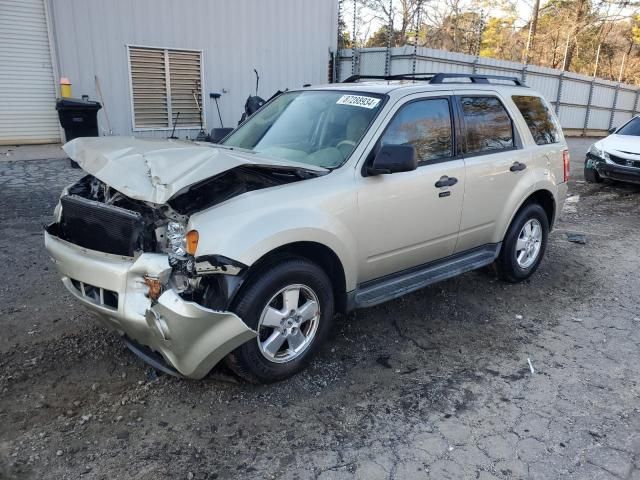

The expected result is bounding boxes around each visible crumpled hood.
[599,134,640,156]
[63,137,325,204]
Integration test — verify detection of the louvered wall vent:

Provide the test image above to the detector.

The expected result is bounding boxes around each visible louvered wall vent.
[128,46,202,130]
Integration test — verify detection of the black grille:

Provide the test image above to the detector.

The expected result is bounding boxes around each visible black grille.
[59,195,149,256]
[609,154,640,169]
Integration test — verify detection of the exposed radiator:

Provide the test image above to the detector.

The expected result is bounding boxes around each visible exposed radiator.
[59,195,149,256]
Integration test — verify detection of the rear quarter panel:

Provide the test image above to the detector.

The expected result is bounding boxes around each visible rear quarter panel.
[493,93,566,240]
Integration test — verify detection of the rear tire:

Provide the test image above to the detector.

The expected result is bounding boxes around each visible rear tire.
[496,203,549,283]
[224,257,334,383]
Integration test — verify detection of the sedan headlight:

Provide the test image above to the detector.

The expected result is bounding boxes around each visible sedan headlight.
[588,143,610,161]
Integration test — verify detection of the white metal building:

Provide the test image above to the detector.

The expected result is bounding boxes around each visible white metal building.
[0,0,339,145]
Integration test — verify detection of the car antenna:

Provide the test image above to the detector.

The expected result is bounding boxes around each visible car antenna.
[169,112,180,139]
[254,68,260,96]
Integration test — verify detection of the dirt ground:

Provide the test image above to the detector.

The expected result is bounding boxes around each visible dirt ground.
[1,138,639,480]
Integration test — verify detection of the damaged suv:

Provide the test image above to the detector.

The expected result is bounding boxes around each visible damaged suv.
[45,73,569,383]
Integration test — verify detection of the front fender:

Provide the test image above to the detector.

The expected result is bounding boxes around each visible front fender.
[189,203,358,291]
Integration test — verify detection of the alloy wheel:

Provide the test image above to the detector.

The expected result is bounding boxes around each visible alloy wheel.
[515,218,542,269]
[256,284,320,363]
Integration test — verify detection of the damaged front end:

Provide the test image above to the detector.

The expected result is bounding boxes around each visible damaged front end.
[45,137,328,378]
[43,174,272,378]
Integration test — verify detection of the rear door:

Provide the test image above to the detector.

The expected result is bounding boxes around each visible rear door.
[454,92,532,253]
[356,92,466,282]
[510,94,566,184]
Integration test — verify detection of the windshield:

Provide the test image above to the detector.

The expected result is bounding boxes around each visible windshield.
[222,90,384,169]
[616,117,640,136]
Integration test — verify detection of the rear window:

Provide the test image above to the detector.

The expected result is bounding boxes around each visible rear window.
[460,96,514,154]
[512,95,561,145]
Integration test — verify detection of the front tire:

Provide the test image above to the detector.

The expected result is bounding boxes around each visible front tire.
[225,257,334,383]
[496,203,549,283]
[584,160,602,183]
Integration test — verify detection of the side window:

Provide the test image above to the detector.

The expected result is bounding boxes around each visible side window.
[460,96,514,154]
[512,95,561,145]
[380,98,453,164]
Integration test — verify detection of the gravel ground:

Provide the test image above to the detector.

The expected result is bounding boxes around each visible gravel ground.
[1,138,639,480]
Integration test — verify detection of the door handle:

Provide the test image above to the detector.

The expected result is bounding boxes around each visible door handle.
[510,161,527,172]
[435,176,458,188]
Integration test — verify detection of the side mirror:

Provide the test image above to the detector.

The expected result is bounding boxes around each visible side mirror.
[608,126,617,134]
[367,144,418,176]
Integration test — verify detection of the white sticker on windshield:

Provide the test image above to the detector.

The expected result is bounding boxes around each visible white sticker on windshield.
[336,94,380,109]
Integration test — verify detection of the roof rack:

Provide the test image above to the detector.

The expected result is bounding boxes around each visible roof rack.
[342,73,526,87]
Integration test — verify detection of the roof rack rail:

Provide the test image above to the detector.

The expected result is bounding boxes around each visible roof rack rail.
[342,72,526,87]
[430,73,525,86]
[342,73,435,83]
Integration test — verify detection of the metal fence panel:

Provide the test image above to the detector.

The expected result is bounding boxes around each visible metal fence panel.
[558,105,587,129]
[617,90,636,111]
[587,108,611,130]
[338,46,640,136]
[561,80,591,105]
[591,85,616,108]
[613,110,633,128]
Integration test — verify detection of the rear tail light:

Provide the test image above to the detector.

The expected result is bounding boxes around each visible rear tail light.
[562,149,570,182]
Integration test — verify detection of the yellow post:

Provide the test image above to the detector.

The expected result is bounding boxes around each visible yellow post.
[60,77,72,98]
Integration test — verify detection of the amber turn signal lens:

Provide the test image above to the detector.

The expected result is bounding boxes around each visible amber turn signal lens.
[185,230,199,255]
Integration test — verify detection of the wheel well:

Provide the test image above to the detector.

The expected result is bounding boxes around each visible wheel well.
[242,242,348,314]
[522,190,555,228]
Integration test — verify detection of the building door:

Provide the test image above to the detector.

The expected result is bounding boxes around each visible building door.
[0,0,60,145]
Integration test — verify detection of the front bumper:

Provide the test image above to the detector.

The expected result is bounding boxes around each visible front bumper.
[44,229,256,379]
[587,153,640,185]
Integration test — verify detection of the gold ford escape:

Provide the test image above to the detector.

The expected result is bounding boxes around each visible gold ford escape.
[45,73,569,383]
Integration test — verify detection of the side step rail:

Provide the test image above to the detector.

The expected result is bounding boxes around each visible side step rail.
[354,244,501,309]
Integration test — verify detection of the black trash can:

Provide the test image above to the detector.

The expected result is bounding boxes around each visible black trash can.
[56,97,102,167]
[56,97,102,140]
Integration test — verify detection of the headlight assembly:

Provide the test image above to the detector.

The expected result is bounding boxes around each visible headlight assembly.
[167,221,187,256]
[588,144,609,161]
[166,221,199,257]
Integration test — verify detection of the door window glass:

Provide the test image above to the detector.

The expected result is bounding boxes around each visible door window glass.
[512,95,561,145]
[380,98,453,164]
[460,96,514,154]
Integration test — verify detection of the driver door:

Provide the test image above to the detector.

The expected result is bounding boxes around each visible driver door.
[355,93,466,283]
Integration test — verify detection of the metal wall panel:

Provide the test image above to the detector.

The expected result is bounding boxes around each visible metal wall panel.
[0,0,60,144]
[49,0,338,138]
